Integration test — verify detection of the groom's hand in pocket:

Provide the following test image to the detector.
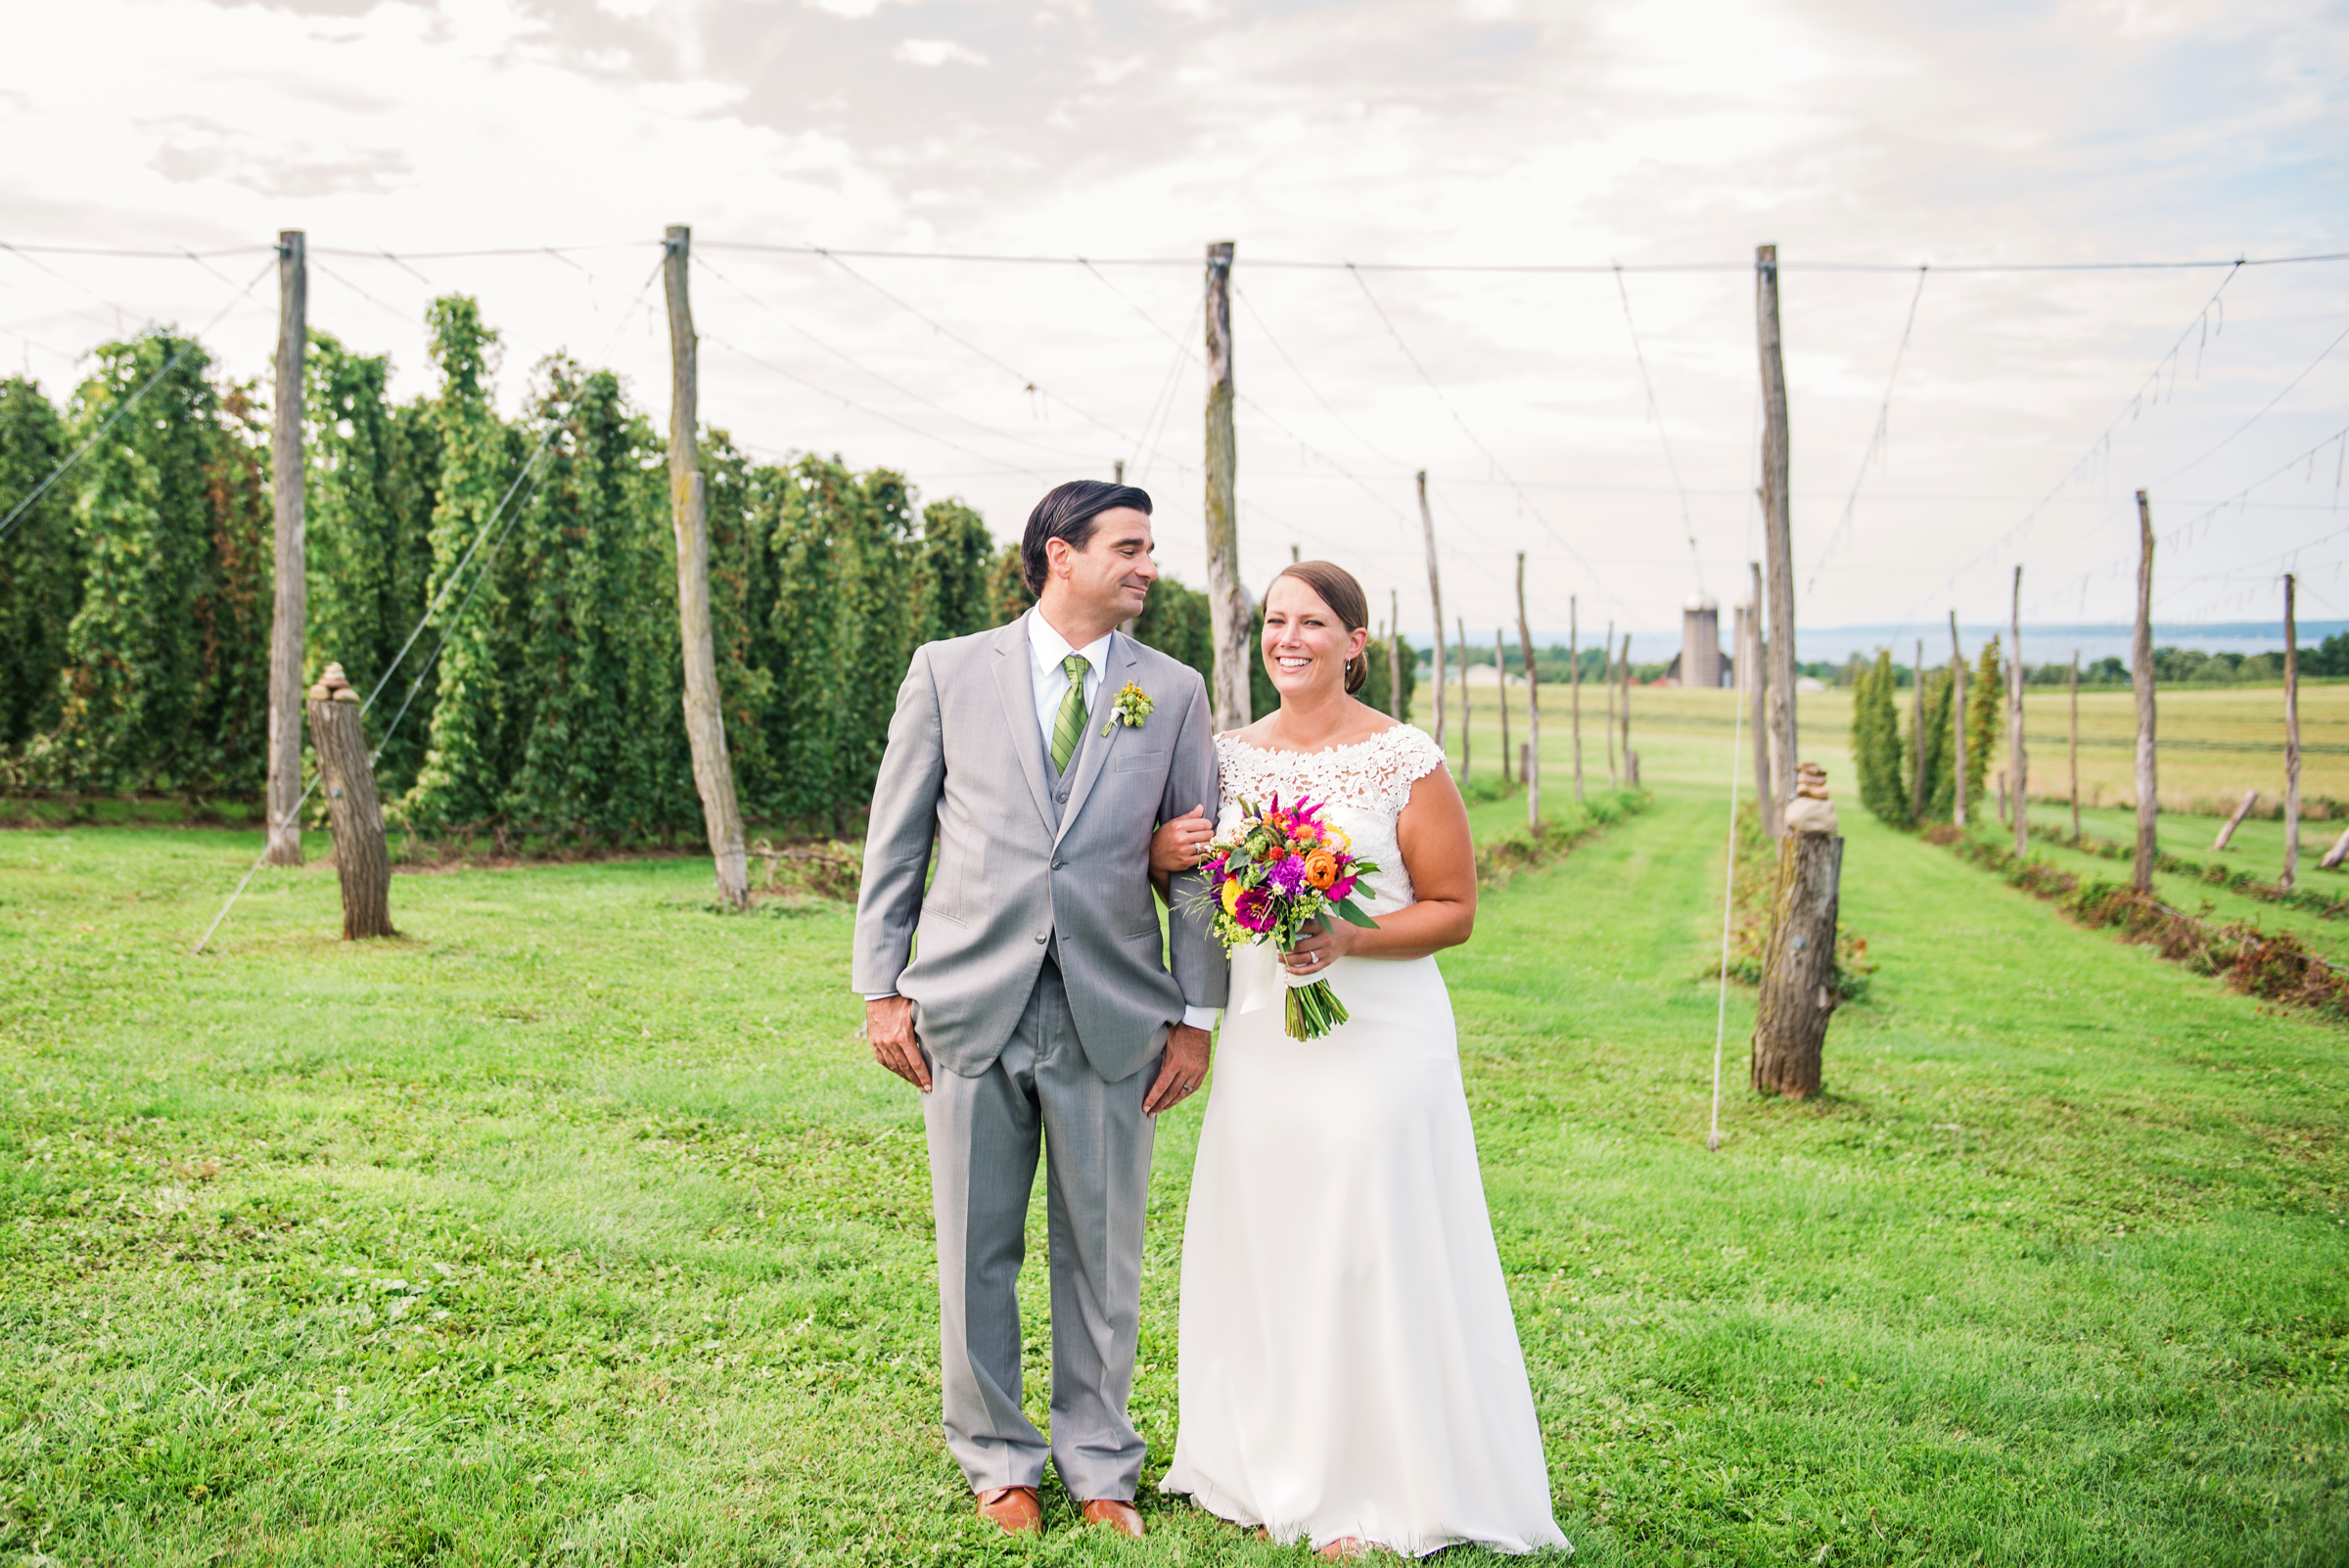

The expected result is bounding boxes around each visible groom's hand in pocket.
[1144,1023,1213,1115]
[866,995,932,1092]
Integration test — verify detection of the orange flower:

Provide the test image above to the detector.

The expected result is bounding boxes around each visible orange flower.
[1304,849,1340,890]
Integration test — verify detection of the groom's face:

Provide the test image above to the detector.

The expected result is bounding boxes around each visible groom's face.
[1054,507,1160,621]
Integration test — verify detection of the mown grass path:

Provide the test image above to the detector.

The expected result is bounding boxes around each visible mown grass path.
[0,797,2342,1565]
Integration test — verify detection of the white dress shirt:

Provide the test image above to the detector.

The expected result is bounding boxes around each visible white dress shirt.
[1025,607,1111,750]
[869,608,1219,1033]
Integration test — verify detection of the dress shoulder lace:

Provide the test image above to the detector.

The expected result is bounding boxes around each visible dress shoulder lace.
[1214,724,1446,818]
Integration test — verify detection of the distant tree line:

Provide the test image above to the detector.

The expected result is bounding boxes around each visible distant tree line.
[0,303,1378,846]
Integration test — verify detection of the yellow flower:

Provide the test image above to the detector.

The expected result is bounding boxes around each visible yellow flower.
[1221,880,1242,916]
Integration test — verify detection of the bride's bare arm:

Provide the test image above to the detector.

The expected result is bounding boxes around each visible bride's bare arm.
[1285,765,1476,967]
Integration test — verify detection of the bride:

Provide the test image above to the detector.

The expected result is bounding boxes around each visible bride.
[1149,561,1567,1560]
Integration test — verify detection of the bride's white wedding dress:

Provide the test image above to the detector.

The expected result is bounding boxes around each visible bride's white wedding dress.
[1160,724,1567,1557]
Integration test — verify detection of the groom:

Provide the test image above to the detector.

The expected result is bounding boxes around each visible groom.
[853,480,1225,1539]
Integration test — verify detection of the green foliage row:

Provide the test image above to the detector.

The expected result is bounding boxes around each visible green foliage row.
[0,342,272,796]
[1851,634,2005,829]
[0,305,1254,844]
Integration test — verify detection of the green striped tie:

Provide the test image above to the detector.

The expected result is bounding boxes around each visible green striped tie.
[1051,653,1091,773]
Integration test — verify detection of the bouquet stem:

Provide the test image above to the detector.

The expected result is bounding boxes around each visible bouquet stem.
[1283,979,1351,1041]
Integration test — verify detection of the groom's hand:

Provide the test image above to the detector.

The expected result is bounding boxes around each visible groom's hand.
[865,995,932,1092]
[1144,1023,1213,1116]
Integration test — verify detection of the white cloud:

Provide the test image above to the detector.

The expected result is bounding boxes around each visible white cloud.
[894,36,990,67]
[803,0,923,16]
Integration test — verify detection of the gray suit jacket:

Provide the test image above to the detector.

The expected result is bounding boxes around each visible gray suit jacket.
[852,617,1227,1084]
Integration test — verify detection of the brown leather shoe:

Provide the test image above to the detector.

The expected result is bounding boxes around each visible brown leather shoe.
[976,1486,1042,1535]
[1081,1499,1146,1538]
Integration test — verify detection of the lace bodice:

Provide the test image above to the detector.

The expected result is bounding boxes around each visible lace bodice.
[1215,724,1448,916]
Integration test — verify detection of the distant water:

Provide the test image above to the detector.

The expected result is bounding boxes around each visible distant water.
[1578,621,2349,668]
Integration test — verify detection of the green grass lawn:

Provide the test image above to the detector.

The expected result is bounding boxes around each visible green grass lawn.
[1,788,2343,1564]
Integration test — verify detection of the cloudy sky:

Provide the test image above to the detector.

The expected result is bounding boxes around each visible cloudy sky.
[3,0,2345,650]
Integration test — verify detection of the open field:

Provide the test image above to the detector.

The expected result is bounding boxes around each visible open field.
[1426,678,2349,818]
[3,761,2344,1563]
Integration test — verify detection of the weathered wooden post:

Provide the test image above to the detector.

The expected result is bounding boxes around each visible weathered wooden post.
[2284,573,2302,891]
[1912,637,1926,822]
[1604,618,1618,788]
[1416,471,1446,751]
[2213,789,2259,852]
[2132,489,2159,893]
[1568,594,1585,802]
[305,663,392,940]
[1204,240,1251,733]
[2070,651,2082,841]
[1951,611,1968,828]
[2321,825,2349,872]
[1516,554,1542,827]
[1757,244,1800,832]
[1750,563,1777,837]
[265,229,307,867]
[1619,631,1637,787]
[1752,761,1841,1097]
[2009,565,2029,857]
[1457,614,1472,782]
[1387,589,1404,720]
[1496,625,1511,785]
[664,225,753,912]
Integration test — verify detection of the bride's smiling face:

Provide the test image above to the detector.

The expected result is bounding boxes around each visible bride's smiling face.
[1261,575,1367,703]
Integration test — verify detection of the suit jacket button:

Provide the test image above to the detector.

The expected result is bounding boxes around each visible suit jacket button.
[1035,932,1049,944]
[1057,790,1069,802]
[1051,857,1064,869]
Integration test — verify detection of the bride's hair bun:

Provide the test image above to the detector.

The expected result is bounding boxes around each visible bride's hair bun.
[1268,561,1371,695]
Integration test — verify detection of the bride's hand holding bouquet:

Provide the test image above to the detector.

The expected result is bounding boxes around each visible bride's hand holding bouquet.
[1182,794,1379,1040]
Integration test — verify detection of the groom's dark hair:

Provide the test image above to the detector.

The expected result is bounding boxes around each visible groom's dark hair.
[1022,480,1153,594]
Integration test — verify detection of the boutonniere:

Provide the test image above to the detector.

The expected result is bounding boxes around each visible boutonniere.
[1101,681,1154,737]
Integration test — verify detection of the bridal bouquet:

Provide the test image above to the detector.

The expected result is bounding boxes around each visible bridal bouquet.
[1187,795,1381,1041]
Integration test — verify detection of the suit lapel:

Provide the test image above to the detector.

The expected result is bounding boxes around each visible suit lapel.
[990,620,1056,833]
[1055,631,1136,847]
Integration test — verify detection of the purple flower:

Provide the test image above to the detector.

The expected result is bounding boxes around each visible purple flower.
[1267,854,1309,897]
[1233,886,1276,933]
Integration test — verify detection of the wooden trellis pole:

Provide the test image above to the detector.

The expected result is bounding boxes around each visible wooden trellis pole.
[1568,594,1584,802]
[1756,243,1799,829]
[265,229,307,868]
[1388,589,1404,720]
[1951,611,1967,829]
[1457,614,1472,783]
[2070,651,2082,841]
[1912,637,1926,822]
[1619,630,1636,786]
[2284,573,2302,891]
[664,224,752,912]
[2009,565,2028,858]
[1516,554,1542,827]
[1497,624,1511,785]
[1417,470,1447,752]
[1750,563,1776,837]
[1604,618,1618,788]
[2132,489,2159,893]
[1204,240,1250,733]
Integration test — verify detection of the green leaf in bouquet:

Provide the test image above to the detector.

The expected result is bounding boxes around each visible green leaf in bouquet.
[1331,895,1380,930]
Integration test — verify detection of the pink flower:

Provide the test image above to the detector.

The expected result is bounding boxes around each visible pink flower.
[1233,885,1276,932]
[1329,875,1357,901]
